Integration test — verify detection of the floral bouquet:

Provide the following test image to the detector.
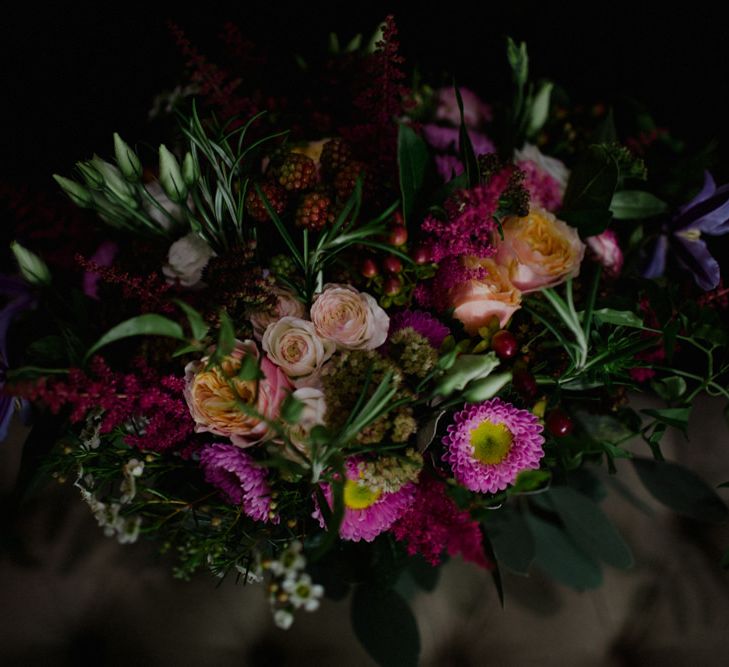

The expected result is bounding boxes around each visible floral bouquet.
[3,16,729,666]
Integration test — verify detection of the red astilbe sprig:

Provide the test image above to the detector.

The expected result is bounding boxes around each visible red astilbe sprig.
[75,254,175,314]
[15,356,195,454]
[343,15,411,174]
[391,472,492,569]
[168,21,255,122]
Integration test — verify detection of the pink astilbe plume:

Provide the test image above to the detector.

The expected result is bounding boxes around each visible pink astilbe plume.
[391,473,491,568]
[16,357,195,453]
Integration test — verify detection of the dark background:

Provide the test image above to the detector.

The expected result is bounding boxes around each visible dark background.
[2,5,728,187]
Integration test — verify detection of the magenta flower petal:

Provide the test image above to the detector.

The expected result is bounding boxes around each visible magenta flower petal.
[443,398,545,494]
[199,443,277,523]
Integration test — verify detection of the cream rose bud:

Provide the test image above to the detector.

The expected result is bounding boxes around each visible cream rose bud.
[495,208,586,293]
[310,284,389,350]
[286,387,327,453]
[262,317,335,386]
[450,258,522,334]
[250,287,307,341]
[162,233,214,287]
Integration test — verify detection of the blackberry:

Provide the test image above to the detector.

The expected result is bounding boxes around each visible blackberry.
[274,153,317,192]
[295,192,332,231]
[245,181,288,222]
[319,138,352,179]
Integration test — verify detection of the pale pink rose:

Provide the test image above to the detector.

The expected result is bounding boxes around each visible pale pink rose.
[310,284,389,350]
[450,258,522,334]
[250,287,307,340]
[495,208,586,293]
[162,233,214,287]
[262,316,335,387]
[586,230,623,277]
[435,87,492,128]
[184,339,292,448]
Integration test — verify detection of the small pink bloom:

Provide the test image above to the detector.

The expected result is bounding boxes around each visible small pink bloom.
[250,287,307,340]
[586,230,624,277]
[495,208,586,292]
[435,87,492,128]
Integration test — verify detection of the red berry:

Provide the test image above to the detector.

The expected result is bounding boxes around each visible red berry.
[546,409,574,437]
[361,258,378,278]
[383,256,403,274]
[513,370,538,399]
[412,246,431,264]
[383,276,402,296]
[391,211,404,226]
[491,330,518,360]
[388,225,408,247]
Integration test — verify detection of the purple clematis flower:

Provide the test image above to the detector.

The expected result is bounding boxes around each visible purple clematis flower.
[644,172,729,290]
[1,276,35,441]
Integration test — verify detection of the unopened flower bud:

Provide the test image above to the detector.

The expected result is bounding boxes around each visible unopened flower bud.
[53,175,93,208]
[182,152,200,188]
[113,132,143,182]
[158,144,188,203]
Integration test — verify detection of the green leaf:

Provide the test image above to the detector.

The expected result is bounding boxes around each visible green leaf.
[462,371,512,403]
[174,300,209,341]
[632,457,729,522]
[506,37,528,86]
[561,145,619,237]
[397,124,428,225]
[238,354,263,381]
[407,556,440,592]
[435,352,500,396]
[510,469,552,495]
[721,549,729,570]
[545,486,633,569]
[641,406,691,434]
[10,241,51,286]
[593,308,644,328]
[351,585,420,667]
[216,311,236,357]
[526,514,603,590]
[610,190,668,220]
[280,393,305,424]
[650,376,687,402]
[454,83,479,188]
[486,506,535,575]
[85,314,185,360]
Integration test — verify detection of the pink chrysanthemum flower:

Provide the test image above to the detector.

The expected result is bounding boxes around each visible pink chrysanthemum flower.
[443,398,544,493]
[313,458,417,542]
[199,443,278,523]
[389,310,450,348]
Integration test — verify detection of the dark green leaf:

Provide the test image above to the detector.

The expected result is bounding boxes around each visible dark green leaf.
[545,486,633,569]
[454,83,479,188]
[509,469,552,495]
[641,406,691,434]
[280,393,305,424]
[650,376,687,402]
[721,549,729,570]
[175,300,210,341]
[435,352,499,396]
[407,556,440,592]
[85,314,185,360]
[486,506,535,575]
[397,124,428,224]
[592,108,617,144]
[216,311,236,357]
[632,457,729,522]
[481,532,504,607]
[352,585,420,667]
[560,208,614,237]
[592,308,644,328]
[238,354,263,381]
[526,514,603,590]
[610,190,668,220]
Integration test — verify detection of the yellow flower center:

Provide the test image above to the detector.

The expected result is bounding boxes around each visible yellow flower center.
[677,228,701,241]
[343,479,381,509]
[470,420,513,464]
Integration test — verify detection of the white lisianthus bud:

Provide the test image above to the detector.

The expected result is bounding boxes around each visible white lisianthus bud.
[53,175,93,208]
[162,233,214,287]
[159,144,188,203]
[113,133,143,182]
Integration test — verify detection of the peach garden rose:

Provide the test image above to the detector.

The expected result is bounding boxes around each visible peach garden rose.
[310,284,389,350]
[184,339,292,447]
[450,257,522,334]
[495,207,585,292]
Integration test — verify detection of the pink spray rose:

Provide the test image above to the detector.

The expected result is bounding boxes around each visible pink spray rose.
[250,286,307,340]
[586,230,624,277]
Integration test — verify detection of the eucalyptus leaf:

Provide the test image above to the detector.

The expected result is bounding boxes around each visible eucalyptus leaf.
[351,585,420,667]
[526,514,603,590]
[632,457,729,522]
[545,486,633,569]
[397,123,428,224]
[610,190,667,220]
[85,314,185,360]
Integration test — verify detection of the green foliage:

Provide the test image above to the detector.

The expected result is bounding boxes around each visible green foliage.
[84,314,185,361]
[435,352,500,396]
[454,83,479,187]
[610,190,668,220]
[352,584,420,667]
[632,458,729,522]
[397,123,429,224]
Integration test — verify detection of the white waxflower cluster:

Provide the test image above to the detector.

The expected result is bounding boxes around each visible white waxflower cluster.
[262,541,325,630]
